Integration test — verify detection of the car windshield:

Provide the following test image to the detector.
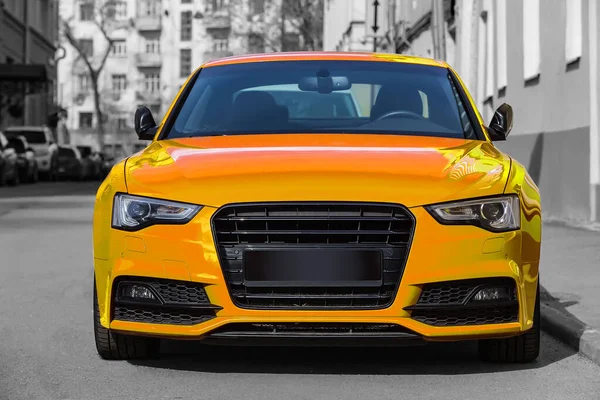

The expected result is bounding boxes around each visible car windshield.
[4,130,47,144]
[166,60,477,140]
[8,138,26,153]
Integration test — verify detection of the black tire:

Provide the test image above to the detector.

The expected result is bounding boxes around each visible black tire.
[30,166,39,183]
[7,167,19,186]
[478,280,541,363]
[93,279,160,360]
[0,166,6,187]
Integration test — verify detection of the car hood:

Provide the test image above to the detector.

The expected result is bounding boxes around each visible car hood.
[124,134,512,208]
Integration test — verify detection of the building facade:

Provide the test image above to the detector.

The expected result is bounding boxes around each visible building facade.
[323,0,600,225]
[0,0,60,132]
[58,0,305,154]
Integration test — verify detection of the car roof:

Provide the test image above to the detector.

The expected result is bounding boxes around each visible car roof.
[201,51,449,69]
[4,126,47,131]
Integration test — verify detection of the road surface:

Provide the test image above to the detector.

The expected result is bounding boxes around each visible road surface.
[0,183,599,400]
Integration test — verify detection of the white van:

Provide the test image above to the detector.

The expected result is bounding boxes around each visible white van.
[3,126,58,180]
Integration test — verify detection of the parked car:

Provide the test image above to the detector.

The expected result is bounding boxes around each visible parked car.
[2,126,58,181]
[7,136,38,183]
[57,145,84,181]
[93,52,541,363]
[76,145,103,180]
[0,132,20,186]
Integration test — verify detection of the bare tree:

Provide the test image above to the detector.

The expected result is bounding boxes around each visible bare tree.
[230,0,324,53]
[281,0,324,51]
[61,0,121,148]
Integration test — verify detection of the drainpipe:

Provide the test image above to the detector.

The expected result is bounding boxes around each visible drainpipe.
[589,0,600,221]
[23,0,31,125]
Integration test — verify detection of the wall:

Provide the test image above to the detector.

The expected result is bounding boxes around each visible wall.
[487,0,592,222]
[323,0,371,51]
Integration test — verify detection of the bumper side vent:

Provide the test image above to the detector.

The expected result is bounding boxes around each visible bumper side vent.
[406,278,519,326]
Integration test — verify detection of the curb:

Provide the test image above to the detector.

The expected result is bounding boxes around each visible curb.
[541,302,600,366]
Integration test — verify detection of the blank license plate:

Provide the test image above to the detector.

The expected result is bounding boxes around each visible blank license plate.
[243,249,383,287]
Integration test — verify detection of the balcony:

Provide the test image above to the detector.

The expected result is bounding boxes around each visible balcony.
[203,50,234,61]
[135,91,161,106]
[136,15,162,31]
[135,53,162,68]
[204,10,231,31]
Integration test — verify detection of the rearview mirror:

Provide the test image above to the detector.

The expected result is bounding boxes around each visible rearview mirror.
[299,76,351,94]
[487,103,513,141]
[134,106,158,140]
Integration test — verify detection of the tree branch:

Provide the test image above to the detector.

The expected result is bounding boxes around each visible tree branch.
[61,19,95,74]
[94,1,116,73]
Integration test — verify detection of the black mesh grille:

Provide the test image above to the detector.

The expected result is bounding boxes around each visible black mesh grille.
[418,278,517,305]
[411,305,519,326]
[410,278,519,326]
[116,277,210,305]
[113,306,215,325]
[212,203,415,310]
[147,280,210,304]
[111,277,217,325]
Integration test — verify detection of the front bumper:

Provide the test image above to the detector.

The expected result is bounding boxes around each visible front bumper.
[35,154,52,172]
[93,204,540,343]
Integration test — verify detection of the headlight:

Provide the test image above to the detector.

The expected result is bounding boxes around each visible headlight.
[425,195,520,232]
[112,193,202,231]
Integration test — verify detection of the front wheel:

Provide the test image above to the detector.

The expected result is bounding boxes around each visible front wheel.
[93,279,160,360]
[478,281,540,363]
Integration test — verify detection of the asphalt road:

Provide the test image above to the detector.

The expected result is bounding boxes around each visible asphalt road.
[1,183,599,400]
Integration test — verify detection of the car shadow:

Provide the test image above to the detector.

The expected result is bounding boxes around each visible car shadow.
[539,283,589,353]
[129,329,576,375]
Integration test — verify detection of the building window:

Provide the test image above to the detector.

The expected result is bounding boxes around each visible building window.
[80,3,94,21]
[79,112,93,129]
[250,0,265,14]
[566,0,583,65]
[77,74,91,92]
[117,117,128,131]
[78,39,94,58]
[139,0,160,17]
[181,11,193,41]
[523,0,540,81]
[248,33,265,53]
[145,37,160,53]
[111,40,127,56]
[180,49,192,78]
[496,0,507,91]
[112,74,127,92]
[144,73,161,93]
[114,1,128,20]
[282,33,300,51]
[206,0,226,12]
[213,39,229,51]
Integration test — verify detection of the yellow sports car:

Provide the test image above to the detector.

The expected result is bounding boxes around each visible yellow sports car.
[93,52,541,362]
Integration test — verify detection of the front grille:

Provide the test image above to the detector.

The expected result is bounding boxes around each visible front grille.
[212,202,415,310]
[113,306,215,325]
[418,278,517,305]
[411,305,519,326]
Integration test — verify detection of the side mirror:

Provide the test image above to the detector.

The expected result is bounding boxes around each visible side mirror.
[134,106,158,140]
[487,103,513,141]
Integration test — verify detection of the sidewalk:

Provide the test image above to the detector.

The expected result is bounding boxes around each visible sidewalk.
[540,224,600,366]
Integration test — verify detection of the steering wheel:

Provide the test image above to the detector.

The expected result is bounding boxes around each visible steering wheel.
[374,110,424,121]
